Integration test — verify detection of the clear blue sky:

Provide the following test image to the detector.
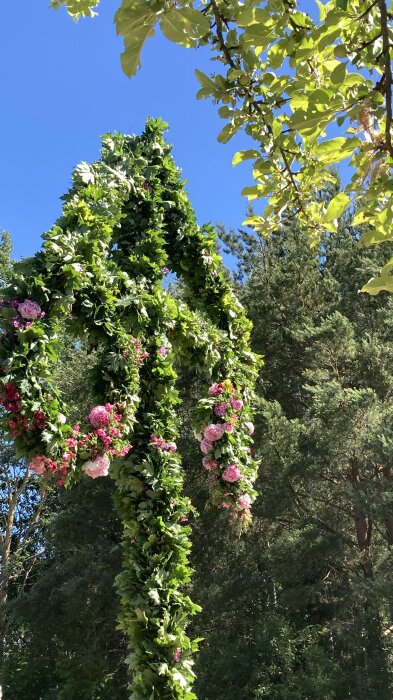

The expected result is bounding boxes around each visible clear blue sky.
[0,2,251,259]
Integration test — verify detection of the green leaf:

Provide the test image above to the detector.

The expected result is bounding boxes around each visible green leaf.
[232,149,259,166]
[115,0,158,77]
[160,8,209,48]
[50,0,99,18]
[313,137,361,164]
[360,274,393,295]
[325,192,351,221]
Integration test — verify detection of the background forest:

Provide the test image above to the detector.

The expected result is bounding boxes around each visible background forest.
[2,203,393,699]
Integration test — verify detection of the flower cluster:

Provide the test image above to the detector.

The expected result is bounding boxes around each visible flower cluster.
[28,402,132,485]
[129,336,150,366]
[1,298,46,330]
[149,433,177,452]
[195,379,256,521]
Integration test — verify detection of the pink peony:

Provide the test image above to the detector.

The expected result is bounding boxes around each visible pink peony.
[88,405,110,428]
[202,457,219,471]
[208,383,224,397]
[82,454,110,479]
[223,422,235,433]
[214,402,228,417]
[222,464,242,483]
[238,493,251,510]
[204,424,225,442]
[18,299,42,320]
[29,455,47,475]
[200,438,213,454]
[245,421,255,435]
[230,397,244,411]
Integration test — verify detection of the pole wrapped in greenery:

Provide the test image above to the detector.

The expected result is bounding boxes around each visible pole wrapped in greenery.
[0,119,260,698]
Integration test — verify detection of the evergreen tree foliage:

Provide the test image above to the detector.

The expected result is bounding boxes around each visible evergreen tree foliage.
[5,216,393,698]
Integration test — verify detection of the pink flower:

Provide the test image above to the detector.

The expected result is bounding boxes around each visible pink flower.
[162,266,170,275]
[202,457,219,471]
[173,648,182,662]
[204,424,225,442]
[88,405,110,428]
[223,422,235,433]
[245,421,255,435]
[221,501,232,509]
[222,464,242,483]
[17,299,42,320]
[158,346,167,357]
[208,383,224,397]
[29,455,47,475]
[82,454,110,479]
[230,397,244,411]
[214,402,228,417]
[200,438,213,454]
[238,493,251,510]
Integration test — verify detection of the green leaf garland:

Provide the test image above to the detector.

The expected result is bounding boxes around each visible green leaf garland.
[0,119,261,698]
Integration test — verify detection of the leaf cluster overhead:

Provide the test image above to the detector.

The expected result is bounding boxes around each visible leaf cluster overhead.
[53,0,393,293]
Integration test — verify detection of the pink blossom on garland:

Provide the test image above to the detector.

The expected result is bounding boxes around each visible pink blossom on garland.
[238,493,251,510]
[173,648,182,662]
[29,455,47,475]
[88,405,110,428]
[17,299,43,320]
[223,422,235,433]
[214,402,228,417]
[200,438,213,454]
[230,397,244,411]
[202,457,218,471]
[208,383,224,397]
[204,424,225,442]
[82,454,110,479]
[222,464,242,483]
[245,421,255,435]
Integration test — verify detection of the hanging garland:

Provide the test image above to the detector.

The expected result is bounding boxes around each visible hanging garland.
[0,119,261,699]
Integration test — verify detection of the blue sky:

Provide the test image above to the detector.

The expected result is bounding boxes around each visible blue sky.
[0,2,251,259]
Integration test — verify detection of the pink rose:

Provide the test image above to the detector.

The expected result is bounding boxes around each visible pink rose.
[88,405,110,428]
[222,464,242,483]
[82,454,110,479]
[200,438,213,454]
[245,421,255,435]
[223,422,235,433]
[18,299,42,320]
[238,493,251,510]
[214,402,228,417]
[202,457,218,471]
[208,383,224,397]
[204,424,225,442]
[230,397,244,411]
[29,455,47,475]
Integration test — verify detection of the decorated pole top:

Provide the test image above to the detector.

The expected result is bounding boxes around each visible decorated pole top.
[0,119,261,698]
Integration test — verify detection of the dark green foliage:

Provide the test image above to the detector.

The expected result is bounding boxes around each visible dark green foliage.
[3,479,128,700]
[5,213,393,698]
